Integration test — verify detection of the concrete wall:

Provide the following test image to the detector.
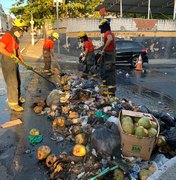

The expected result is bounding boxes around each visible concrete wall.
[57,18,176,59]
[59,18,176,32]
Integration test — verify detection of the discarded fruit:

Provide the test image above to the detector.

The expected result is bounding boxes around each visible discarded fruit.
[121,116,133,124]
[73,144,86,157]
[135,126,148,137]
[156,135,166,146]
[150,121,158,129]
[75,133,87,145]
[53,117,65,127]
[148,127,157,137]
[139,169,152,180]
[68,112,79,119]
[72,126,82,135]
[46,154,57,168]
[138,117,151,129]
[29,128,40,136]
[34,106,43,114]
[122,121,134,134]
[37,145,51,160]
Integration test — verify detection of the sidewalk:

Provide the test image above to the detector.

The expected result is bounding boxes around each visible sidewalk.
[22,38,44,59]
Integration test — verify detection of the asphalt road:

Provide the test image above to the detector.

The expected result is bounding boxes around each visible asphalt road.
[0,35,176,179]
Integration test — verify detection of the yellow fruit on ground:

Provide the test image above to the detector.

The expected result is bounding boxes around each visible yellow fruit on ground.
[53,117,65,127]
[29,128,40,136]
[68,112,79,119]
[75,133,87,145]
[46,154,57,168]
[37,145,51,160]
[73,144,86,157]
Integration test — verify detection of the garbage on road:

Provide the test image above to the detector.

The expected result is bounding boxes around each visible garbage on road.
[30,70,176,180]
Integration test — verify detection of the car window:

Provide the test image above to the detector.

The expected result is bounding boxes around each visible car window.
[116,41,142,49]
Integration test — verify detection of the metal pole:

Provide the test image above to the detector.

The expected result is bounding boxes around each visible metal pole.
[174,0,176,20]
[120,0,123,18]
[30,13,35,45]
[29,0,34,45]
[56,0,60,58]
[147,0,151,19]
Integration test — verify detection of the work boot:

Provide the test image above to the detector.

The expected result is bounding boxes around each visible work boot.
[19,97,26,104]
[9,104,24,112]
[43,69,50,73]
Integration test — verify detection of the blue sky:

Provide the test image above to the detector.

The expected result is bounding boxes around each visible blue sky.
[0,0,26,17]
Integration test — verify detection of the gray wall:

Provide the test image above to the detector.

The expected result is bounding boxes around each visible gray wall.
[57,18,176,59]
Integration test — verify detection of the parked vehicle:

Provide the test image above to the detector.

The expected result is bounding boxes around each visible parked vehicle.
[95,40,148,67]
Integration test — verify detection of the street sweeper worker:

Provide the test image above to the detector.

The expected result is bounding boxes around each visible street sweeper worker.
[0,19,32,112]
[43,32,60,73]
[78,31,95,73]
[99,19,116,94]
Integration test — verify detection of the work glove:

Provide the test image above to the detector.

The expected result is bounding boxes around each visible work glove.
[11,54,20,63]
[81,56,86,63]
[22,62,33,70]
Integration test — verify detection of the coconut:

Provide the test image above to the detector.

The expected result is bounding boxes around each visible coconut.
[139,169,152,180]
[122,121,134,134]
[150,121,158,130]
[148,128,157,137]
[156,135,166,146]
[138,117,151,129]
[121,116,133,124]
[135,126,148,137]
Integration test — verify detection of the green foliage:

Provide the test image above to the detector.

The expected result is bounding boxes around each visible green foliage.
[10,0,103,27]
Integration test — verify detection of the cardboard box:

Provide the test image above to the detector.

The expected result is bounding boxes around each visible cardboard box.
[119,110,160,160]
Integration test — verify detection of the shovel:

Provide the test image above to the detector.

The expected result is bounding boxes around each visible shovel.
[13,56,57,88]
[30,68,57,88]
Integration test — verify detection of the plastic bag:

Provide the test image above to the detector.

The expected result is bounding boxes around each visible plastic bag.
[46,89,60,106]
[165,127,176,148]
[152,112,176,128]
[138,105,151,113]
[90,123,121,158]
[153,154,169,168]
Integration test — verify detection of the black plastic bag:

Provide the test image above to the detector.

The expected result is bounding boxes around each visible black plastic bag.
[152,112,176,128]
[165,127,176,149]
[90,123,121,158]
[137,105,151,113]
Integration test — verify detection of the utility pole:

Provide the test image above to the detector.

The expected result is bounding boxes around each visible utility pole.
[30,0,35,45]
[147,0,151,19]
[174,0,176,20]
[56,0,60,57]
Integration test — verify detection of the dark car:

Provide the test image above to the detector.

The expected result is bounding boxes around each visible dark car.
[95,40,148,67]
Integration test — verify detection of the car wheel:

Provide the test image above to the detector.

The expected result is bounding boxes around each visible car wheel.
[131,56,138,68]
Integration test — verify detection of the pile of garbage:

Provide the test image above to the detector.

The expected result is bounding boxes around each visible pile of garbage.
[31,71,176,180]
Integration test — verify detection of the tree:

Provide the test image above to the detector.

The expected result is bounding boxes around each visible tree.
[10,0,103,27]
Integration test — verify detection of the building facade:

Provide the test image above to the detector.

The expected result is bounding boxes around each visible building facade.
[0,3,8,32]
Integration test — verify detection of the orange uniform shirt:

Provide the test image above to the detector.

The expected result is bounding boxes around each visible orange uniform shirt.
[43,38,54,49]
[84,40,94,52]
[0,33,19,54]
[104,31,116,51]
